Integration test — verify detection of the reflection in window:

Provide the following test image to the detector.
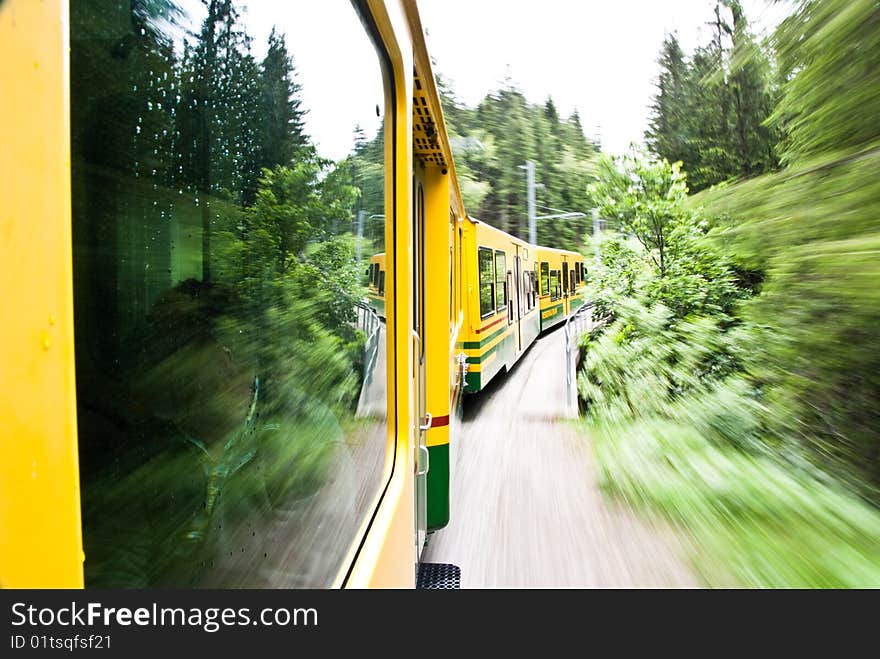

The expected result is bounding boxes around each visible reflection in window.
[71,0,388,587]
[550,270,559,301]
[478,247,494,318]
[494,251,506,311]
[540,262,549,297]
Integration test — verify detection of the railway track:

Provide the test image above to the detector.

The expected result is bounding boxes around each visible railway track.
[421,325,698,587]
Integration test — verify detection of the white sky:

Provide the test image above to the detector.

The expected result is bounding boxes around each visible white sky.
[419,0,793,155]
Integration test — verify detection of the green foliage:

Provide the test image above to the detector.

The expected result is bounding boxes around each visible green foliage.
[645,224,745,318]
[695,150,880,499]
[770,0,880,164]
[581,12,880,581]
[590,415,880,587]
[578,300,748,423]
[579,283,880,587]
[590,152,689,278]
[688,0,880,496]
[582,234,642,322]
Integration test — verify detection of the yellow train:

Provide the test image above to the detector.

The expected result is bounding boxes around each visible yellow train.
[0,0,584,589]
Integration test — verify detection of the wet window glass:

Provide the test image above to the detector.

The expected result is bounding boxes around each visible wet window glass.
[71,0,388,587]
[478,247,494,317]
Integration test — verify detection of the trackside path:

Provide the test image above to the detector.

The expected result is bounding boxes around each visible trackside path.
[421,326,697,587]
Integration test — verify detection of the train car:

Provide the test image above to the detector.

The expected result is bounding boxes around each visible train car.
[367,252,387,317]
[458,218,541,393]
[0,0,464,588]
[535,247,587,331]
[0,0,590,589]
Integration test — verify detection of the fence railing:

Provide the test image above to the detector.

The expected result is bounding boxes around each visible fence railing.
[355,300,382,387]
[563,301,595,417]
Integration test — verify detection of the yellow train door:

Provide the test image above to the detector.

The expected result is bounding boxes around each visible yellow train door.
[513,247,523,353]
[413,179,428,558]
[562,257,571,317]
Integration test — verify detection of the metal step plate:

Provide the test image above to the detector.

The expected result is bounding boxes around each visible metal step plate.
[417,562,461,589]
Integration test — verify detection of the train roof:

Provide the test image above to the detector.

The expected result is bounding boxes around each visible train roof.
[466,215,535,246]
[467,216,583,257]
[405,2,466,220]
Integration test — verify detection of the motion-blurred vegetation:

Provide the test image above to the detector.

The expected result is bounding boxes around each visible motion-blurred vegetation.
[579,0,880,587]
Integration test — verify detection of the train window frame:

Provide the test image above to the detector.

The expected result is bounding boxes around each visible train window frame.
[69,0,395,589]
[540,261,549,297]
[549,270,559,301]
[478,246,496,319]
[494,250,507,312]
[523,272,531,311]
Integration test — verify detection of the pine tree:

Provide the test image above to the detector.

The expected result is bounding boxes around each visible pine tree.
[257,27,308,174]
[645,34,689,166]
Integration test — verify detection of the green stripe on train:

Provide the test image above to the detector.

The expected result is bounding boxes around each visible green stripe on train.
[460,323,509,349]
[427,443,449,531]
[464,370,481,392]
[465,332,512,364]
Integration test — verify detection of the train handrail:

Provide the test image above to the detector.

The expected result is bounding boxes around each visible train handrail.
[563,300,595,417]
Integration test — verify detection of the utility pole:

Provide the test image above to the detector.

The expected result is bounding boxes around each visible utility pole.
[524,160,536,245]
[356,210,365,263]
[592,207,600,260]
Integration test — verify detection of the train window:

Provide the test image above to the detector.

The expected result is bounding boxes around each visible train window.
[570,270,576,293]
[494,250,507,311]
[530,271,538,307]
[378,270,386,296]
[562,262,569,294]
[549,270,559,301]
[540,262,549,296]
[523,273,530,311]
[71,1,390,587]
[479,247,495,317]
